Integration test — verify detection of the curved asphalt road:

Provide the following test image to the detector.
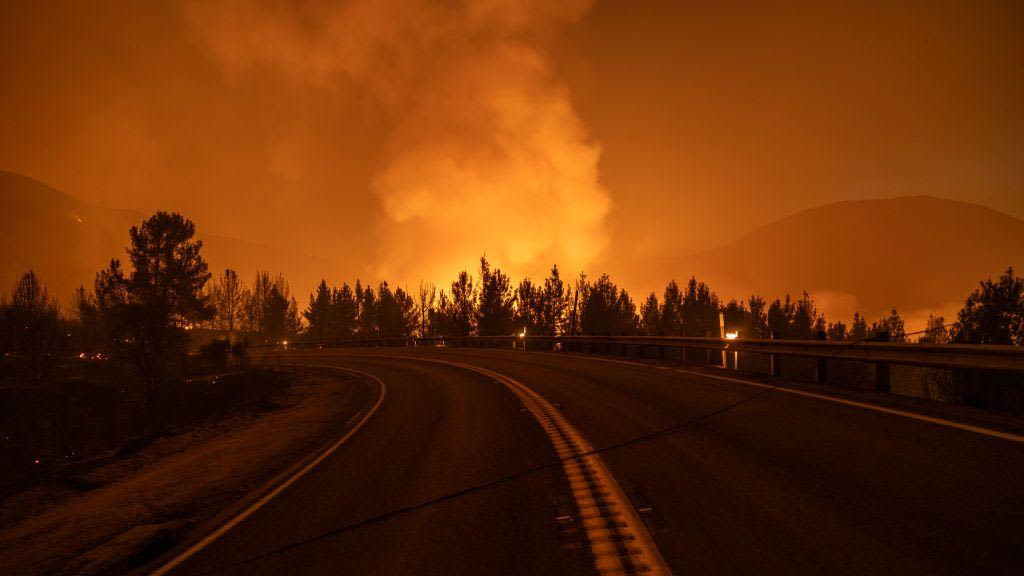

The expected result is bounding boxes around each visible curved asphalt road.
[152,347,1024,575]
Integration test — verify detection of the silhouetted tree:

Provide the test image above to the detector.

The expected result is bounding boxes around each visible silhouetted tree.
[376,282,417,338]
[850,311,869,340]
[919,314,951,344]
[540,265,566,335]
[564,273,587,336]
[476,257,514,336]
[826,320,848,341]
[212,268,243,334]
[747,295,769,338]
[416,281,436,338]
[639,292,660,336]
[262,283,299,341]
[514,278,542,335]
[430,290,455,337]
[5,271,65,377]
[953,267,1024,345]
[681,277,719,336]
[449,270,476,336]
[659,281,683,335]
[792,292,822,339]
[581,274,637,335]
[331,283,358,340]
[871,307,906,341]
[95,212,211,408]
[358,282,378,338]
[304,279,333,343]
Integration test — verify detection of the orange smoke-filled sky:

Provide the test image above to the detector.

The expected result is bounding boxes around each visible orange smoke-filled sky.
[1,0,1022,293]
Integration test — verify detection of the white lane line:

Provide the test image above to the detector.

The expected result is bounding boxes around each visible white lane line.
[370,354,672,576]
[150,367,387,576]
[556,353,1024,445]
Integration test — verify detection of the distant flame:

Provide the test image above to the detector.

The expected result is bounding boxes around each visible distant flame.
[725,331,739,340]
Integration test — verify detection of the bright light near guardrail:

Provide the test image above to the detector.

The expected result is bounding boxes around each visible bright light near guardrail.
[725,331,739,340]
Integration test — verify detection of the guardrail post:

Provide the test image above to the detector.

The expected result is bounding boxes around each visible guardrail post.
[815,330,828,383]
[770,331,782,377]
[875,330,891,392]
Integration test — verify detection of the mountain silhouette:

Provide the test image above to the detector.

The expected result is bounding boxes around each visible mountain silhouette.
[0,171,337,303]
[639,196,1024,330]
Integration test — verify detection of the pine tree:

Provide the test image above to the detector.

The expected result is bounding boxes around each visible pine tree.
[849,311,869,340]
[95,212,211,406]
[640,292,660,336]
[826,320,848,340]
[303,279,333,343]
[871,307,906,341]
[748,295,769,338]
[540,265,566,335]
[449,271,476,336]
[514,278,542,336]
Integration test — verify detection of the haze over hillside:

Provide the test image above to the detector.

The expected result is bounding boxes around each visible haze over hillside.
[0,171,338,304]
[634,196,1024,330]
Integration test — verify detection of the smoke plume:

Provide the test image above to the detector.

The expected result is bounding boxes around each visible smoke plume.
[185,0,610,284]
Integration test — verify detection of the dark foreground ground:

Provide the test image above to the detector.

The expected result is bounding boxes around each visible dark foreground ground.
[145,347,1024,576]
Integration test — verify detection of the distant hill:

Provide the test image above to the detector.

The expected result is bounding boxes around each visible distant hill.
[640,196,1024,330]
[0,171,338,304]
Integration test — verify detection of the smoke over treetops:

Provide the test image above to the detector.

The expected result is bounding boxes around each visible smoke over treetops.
[185,0,611,284]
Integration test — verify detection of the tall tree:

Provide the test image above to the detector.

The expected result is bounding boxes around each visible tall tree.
[747,295,769,338]
[659,280,684,335]
[416,281,436,338]
[871,307,906,341]
[95,212,211,406]
[449,270,476,336]
[476,256,514,336]
[918,314,951,344]
[304,279,333,343]
[358,283,378,338]
[639,292,661,336]
[377,282,416,338]
[6,271,64,377]
[681,277,719,336]
[514,278,542,336]
[849,311,869,340]
[539,265,566,335]
[212,268,243,334]
[331,283,358,340]
[826,320,848,341]
[564,273,588,336]
[581,274,636,335]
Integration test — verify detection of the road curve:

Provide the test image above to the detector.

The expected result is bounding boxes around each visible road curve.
[151,348,1024,575]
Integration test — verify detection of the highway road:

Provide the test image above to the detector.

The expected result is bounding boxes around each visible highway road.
[149,347,1024,575]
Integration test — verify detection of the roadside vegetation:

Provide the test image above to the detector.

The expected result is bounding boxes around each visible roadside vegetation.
[2,209,1023,455]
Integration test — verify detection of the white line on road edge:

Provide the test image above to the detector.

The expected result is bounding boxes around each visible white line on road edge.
[150,367,387,576]
[373,355,672,576]
[567,354,1024,445]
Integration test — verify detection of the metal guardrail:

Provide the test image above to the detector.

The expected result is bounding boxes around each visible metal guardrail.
[275,334,1024,392]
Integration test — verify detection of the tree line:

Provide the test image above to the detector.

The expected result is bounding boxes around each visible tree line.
[3,211,1023,392]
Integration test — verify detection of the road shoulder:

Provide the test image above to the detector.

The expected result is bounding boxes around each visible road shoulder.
[0,368,375,576]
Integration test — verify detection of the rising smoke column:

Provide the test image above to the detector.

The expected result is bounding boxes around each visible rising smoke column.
[186,0,610,283]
